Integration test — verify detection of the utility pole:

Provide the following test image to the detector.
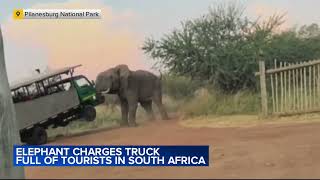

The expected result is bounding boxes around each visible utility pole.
[0,26,25,178]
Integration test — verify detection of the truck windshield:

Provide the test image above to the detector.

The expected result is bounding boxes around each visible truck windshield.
[74,77,91,88]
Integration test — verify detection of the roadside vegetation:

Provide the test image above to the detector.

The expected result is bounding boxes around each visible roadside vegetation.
[142,2,320,121]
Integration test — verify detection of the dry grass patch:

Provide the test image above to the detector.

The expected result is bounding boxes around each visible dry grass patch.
[180,113,320,128]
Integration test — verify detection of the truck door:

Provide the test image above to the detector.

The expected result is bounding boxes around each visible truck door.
[73,76,96,104]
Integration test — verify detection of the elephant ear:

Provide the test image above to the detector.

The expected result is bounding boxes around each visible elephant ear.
[115,64,130,91]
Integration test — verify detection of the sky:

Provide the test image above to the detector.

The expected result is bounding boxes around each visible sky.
[0,0,320,84]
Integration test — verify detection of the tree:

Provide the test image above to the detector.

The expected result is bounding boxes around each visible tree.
[142,3,285,93]
[0,26,25,178]
[298,23,320,38]
[263,25,320,67]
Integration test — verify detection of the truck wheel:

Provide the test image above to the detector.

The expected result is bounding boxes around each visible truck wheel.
[83,105,96,121]
[20,130,29,143]
[27,126,47,145]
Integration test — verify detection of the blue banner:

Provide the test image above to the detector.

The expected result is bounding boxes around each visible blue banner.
[13,145,209,166]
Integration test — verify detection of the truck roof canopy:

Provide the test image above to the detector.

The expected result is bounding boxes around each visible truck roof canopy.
[10,64,82,90]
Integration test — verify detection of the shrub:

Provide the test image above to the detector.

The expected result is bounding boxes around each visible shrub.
[162,75,201,99]
[180,88,260,117]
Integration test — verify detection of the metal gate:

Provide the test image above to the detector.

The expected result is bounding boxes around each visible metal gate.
[256,59,320,116]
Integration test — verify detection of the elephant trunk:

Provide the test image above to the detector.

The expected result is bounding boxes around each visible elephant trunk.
[95,77,112,94]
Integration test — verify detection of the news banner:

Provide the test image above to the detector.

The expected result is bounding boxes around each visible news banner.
[14,146,209,166]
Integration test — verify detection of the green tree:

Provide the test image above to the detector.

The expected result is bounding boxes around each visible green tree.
[298,23,320,38]
[264,25,320,66]
[143,3,284,93]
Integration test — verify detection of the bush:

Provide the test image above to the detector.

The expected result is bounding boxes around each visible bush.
[143,3,287,93]
[179,88,260,117]
[180,88,217,116]
[162,75,201,99]
[162,94,182,113]
[143,2,320,93]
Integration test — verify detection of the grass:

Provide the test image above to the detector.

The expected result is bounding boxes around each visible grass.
[176,87,320,128]
[47,104,150,138]
[180,114,263,128]
[47,105,121,138]
[178,88,260,118]
[162,75,260,116]
[180,112,320,128]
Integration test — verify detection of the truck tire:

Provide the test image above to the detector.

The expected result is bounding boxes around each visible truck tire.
[27,126,47,145]
[82,105,96,122]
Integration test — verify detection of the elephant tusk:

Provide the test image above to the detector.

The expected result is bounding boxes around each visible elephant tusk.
[101,88,110,94]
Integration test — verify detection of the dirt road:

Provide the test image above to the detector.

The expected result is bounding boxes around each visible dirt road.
[26,118,320,179]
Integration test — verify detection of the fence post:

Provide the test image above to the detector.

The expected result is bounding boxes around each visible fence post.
[259,60,268,117]
[0,26,25,178]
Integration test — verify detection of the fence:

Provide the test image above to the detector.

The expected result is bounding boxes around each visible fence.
[256,59,320,116]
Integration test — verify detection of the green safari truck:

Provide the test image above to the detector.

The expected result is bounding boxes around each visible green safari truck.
[10,65,105,145]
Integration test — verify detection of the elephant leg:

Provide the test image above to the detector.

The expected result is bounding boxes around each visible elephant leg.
[140,101,155,121]
[153,95,169,120]
[120,100,129,127]
[127,98,138,127]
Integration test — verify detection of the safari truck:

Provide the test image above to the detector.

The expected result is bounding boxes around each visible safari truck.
[10,65,104,145]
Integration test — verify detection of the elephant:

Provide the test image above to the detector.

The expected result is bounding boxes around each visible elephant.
[95,64,169,127]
